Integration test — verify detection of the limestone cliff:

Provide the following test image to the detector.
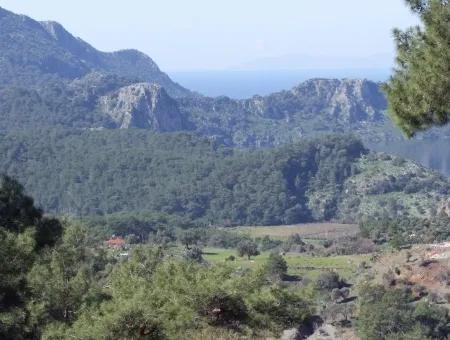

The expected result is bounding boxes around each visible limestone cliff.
[99,83,184,131]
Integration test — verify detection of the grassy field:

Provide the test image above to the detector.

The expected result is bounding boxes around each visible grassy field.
[202,247,368,281]
[229,223,359,241]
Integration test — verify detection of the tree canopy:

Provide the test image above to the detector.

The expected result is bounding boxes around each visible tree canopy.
[385,0,450,137]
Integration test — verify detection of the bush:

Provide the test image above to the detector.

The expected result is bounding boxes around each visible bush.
[249,288,312,330]
[225,255,236,262]
[323,303,355,325]
[259,235,283,251]
[198,291,248,327]
[315,271,342,291]
[330,287,350,302]
[237,240,260,260]
[183,247,204,263]
[357,285,450,340]
[282,234,307,253]
[263,253,288,281]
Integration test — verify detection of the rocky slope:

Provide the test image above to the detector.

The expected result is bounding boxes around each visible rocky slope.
[179,78,390,146]
[181,78,386,122]
[99,83,185,131]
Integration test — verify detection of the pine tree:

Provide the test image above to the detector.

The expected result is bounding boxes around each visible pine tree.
[385,0,450,137]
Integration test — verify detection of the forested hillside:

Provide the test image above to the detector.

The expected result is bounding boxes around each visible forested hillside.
[1,131,448,225]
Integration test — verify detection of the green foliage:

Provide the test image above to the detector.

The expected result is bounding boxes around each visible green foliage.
[258,235,283,251]
[183,246,204,263]
[282,233,308,253]
[0,229,36,339]
[205,230,252,249]
[247,287,312,331]
[263,253,288,281]
[237,240,260,260]
[0,176,63,339]
[198,291,248,327]
[71,305,165,340]
[0,131,368,226]
[314,271,343,291]
[357,284,450,340]
[385,0,450,136]
[27,223,109,328]
[0,175,62,249]
[63,246,312,339]
[359,215,450,245]
[178,229,200,249]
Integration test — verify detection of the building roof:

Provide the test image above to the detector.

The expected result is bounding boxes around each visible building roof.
[106,236,126,247]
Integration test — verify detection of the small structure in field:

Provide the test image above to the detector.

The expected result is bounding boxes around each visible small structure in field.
[105,236,126,249]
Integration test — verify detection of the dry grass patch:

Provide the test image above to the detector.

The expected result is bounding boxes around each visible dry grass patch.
[231,223,359,240]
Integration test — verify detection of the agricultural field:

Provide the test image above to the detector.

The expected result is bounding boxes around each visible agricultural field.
[199,223,368,281]
[202,247,368,281]
[230,223,359,241]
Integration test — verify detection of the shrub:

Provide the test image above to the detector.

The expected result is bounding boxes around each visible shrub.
[259,235,283,251]
[183,247,204,263]
[225,255,236,262]
[249,288,311,330]
[323,303,355,325]
[315,271,342,291]
[237,240,260,260]
[198,291,248,327]
[330,287,350,302]
[357,285,450,340]
[263,253,288,281]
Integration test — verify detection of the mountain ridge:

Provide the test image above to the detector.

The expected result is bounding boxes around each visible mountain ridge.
[0,6,191,97]
[2,6,449,150]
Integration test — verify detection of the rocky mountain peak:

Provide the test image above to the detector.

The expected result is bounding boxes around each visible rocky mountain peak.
[289,78,387,122]
[110,49,161,72]
[99,83,185,131]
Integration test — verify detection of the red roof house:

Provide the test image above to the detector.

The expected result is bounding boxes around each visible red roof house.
[105,236,126,248]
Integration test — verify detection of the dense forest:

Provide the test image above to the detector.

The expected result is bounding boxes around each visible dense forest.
[0,131,364,223]
[1,131,448,227]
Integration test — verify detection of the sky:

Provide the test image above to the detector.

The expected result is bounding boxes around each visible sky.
[0,0,419,71]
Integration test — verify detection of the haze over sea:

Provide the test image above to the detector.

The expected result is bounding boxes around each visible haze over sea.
[169,69,391,99]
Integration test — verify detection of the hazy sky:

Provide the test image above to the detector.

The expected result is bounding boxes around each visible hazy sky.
[0,0,419,71]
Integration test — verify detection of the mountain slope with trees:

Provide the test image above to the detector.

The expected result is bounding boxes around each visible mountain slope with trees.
[0,6,410,146]
[0,131,448,226]
[0,7,190,97]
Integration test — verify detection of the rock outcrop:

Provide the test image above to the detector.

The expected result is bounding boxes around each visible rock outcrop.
[181,78,386,123]
[177,78,389,146]
[289,78,387,122]
[438,198,450,217]
[99,83,184,131]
